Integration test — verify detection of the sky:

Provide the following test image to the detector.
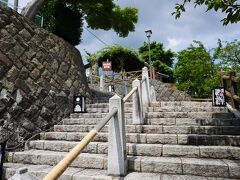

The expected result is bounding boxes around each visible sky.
[8,0,240,61]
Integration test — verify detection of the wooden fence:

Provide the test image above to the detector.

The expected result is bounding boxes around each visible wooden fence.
[220,71,240,109]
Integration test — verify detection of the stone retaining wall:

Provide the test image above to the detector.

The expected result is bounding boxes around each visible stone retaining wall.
[150,80,191,101]
[0,4,91,147]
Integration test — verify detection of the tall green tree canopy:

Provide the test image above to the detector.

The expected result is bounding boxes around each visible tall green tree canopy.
[24,0,138,45]
[96,45,145,72]
[173,0,240,25]
[138,41,175,82]
[174,41,217,98]
[214,39,240,72]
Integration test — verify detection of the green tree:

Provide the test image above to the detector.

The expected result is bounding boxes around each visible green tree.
[173,0,240,25]
[138,41,175,82]
[22,0,138,45]
[39,1,83,45]
[96,45,145,72]
[214,39,240,72]
[174,41,217,98]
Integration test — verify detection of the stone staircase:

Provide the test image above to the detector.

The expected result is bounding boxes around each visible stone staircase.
[4,101,240,179]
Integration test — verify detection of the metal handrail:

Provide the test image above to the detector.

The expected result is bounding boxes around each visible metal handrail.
[43,108,118,180]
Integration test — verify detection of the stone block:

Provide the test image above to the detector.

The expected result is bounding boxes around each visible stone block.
[71,154,106,169]
[44,141,69,152]
[223,159,240,178]
[200,146,240,159]
[164,112,188,118]
[141,156,182,174]
[161,174,208,180]
[142,125,163,134]
[126,134,146,143]
[163,145,200,158]
[124,172,161,180]
[44,132,67,140]
[27,141,44,150]
[147,134,177,144]
[150,118,175,125]
[128,144,162,156]
[66,132,86,141]
[182,158,229,177]
[128,156,141,171]
[163,126,191,134]
[97,142,108,154]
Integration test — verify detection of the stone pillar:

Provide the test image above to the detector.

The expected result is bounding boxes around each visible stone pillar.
[142,67,151,106]
[150,85,157,103]
[132,79,144,124]
[8,167,41,180]
[100,74,105,91]
[108,94,127,176]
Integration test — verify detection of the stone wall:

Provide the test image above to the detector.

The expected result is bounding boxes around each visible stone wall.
[150,80,191,101]
[0,4,91,147]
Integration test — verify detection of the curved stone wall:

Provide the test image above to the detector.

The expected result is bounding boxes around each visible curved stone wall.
[0,4,91,147]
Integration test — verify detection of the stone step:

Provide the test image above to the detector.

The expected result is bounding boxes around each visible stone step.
[62,117,240,126]
[7,150,107,170]
[71,113,132,118]
[6,152,240,178]
[27,140,240,160]
[70,112,233,119]
[128,156,240,178]
[54,124,240,135]
[86,102,132,108]
[4,163,238,180]
[87,101,215,108]
[40,132,240,146]
[3,163,112,180]
[85,106,227,113]
[146,112,234,119]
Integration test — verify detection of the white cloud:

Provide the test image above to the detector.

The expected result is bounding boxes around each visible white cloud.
[166,37,183,51]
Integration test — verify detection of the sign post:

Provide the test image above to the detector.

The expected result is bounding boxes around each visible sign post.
[73,95,86,113]
[212,87,226,106]
[0,141,6,179]
[102,61,112,71]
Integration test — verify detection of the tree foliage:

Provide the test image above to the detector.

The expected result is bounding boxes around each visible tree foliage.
[173,0,240,25]
[39,1,83,45]
[37,0,138,45]
[96,45,145,72]
[138,41,175,82]
[174,41,217,98]
[214,39,240,72]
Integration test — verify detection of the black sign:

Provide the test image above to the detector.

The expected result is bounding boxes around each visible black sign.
[0,141,6,179]
[212,87,226,106]
[73,95,86,113]
[108,85,115,92]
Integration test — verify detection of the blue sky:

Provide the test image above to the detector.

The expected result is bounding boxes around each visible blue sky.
[11,0,240,61]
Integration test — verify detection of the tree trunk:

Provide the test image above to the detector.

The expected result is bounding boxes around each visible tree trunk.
[21,0,46,21]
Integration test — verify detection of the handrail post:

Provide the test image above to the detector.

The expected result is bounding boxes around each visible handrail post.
[100,74,105,91]
[108,94,127,176]
[142,67,151,106]
[132,79,144,124]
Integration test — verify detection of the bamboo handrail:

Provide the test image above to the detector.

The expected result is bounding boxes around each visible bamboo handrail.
[123,86,138,103]
[43,108,118,180]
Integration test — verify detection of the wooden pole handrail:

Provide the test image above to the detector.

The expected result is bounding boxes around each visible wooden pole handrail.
[43,108,118,180]
[221,75,240,83]
[220,71,240,109]
[123,86,138,103]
